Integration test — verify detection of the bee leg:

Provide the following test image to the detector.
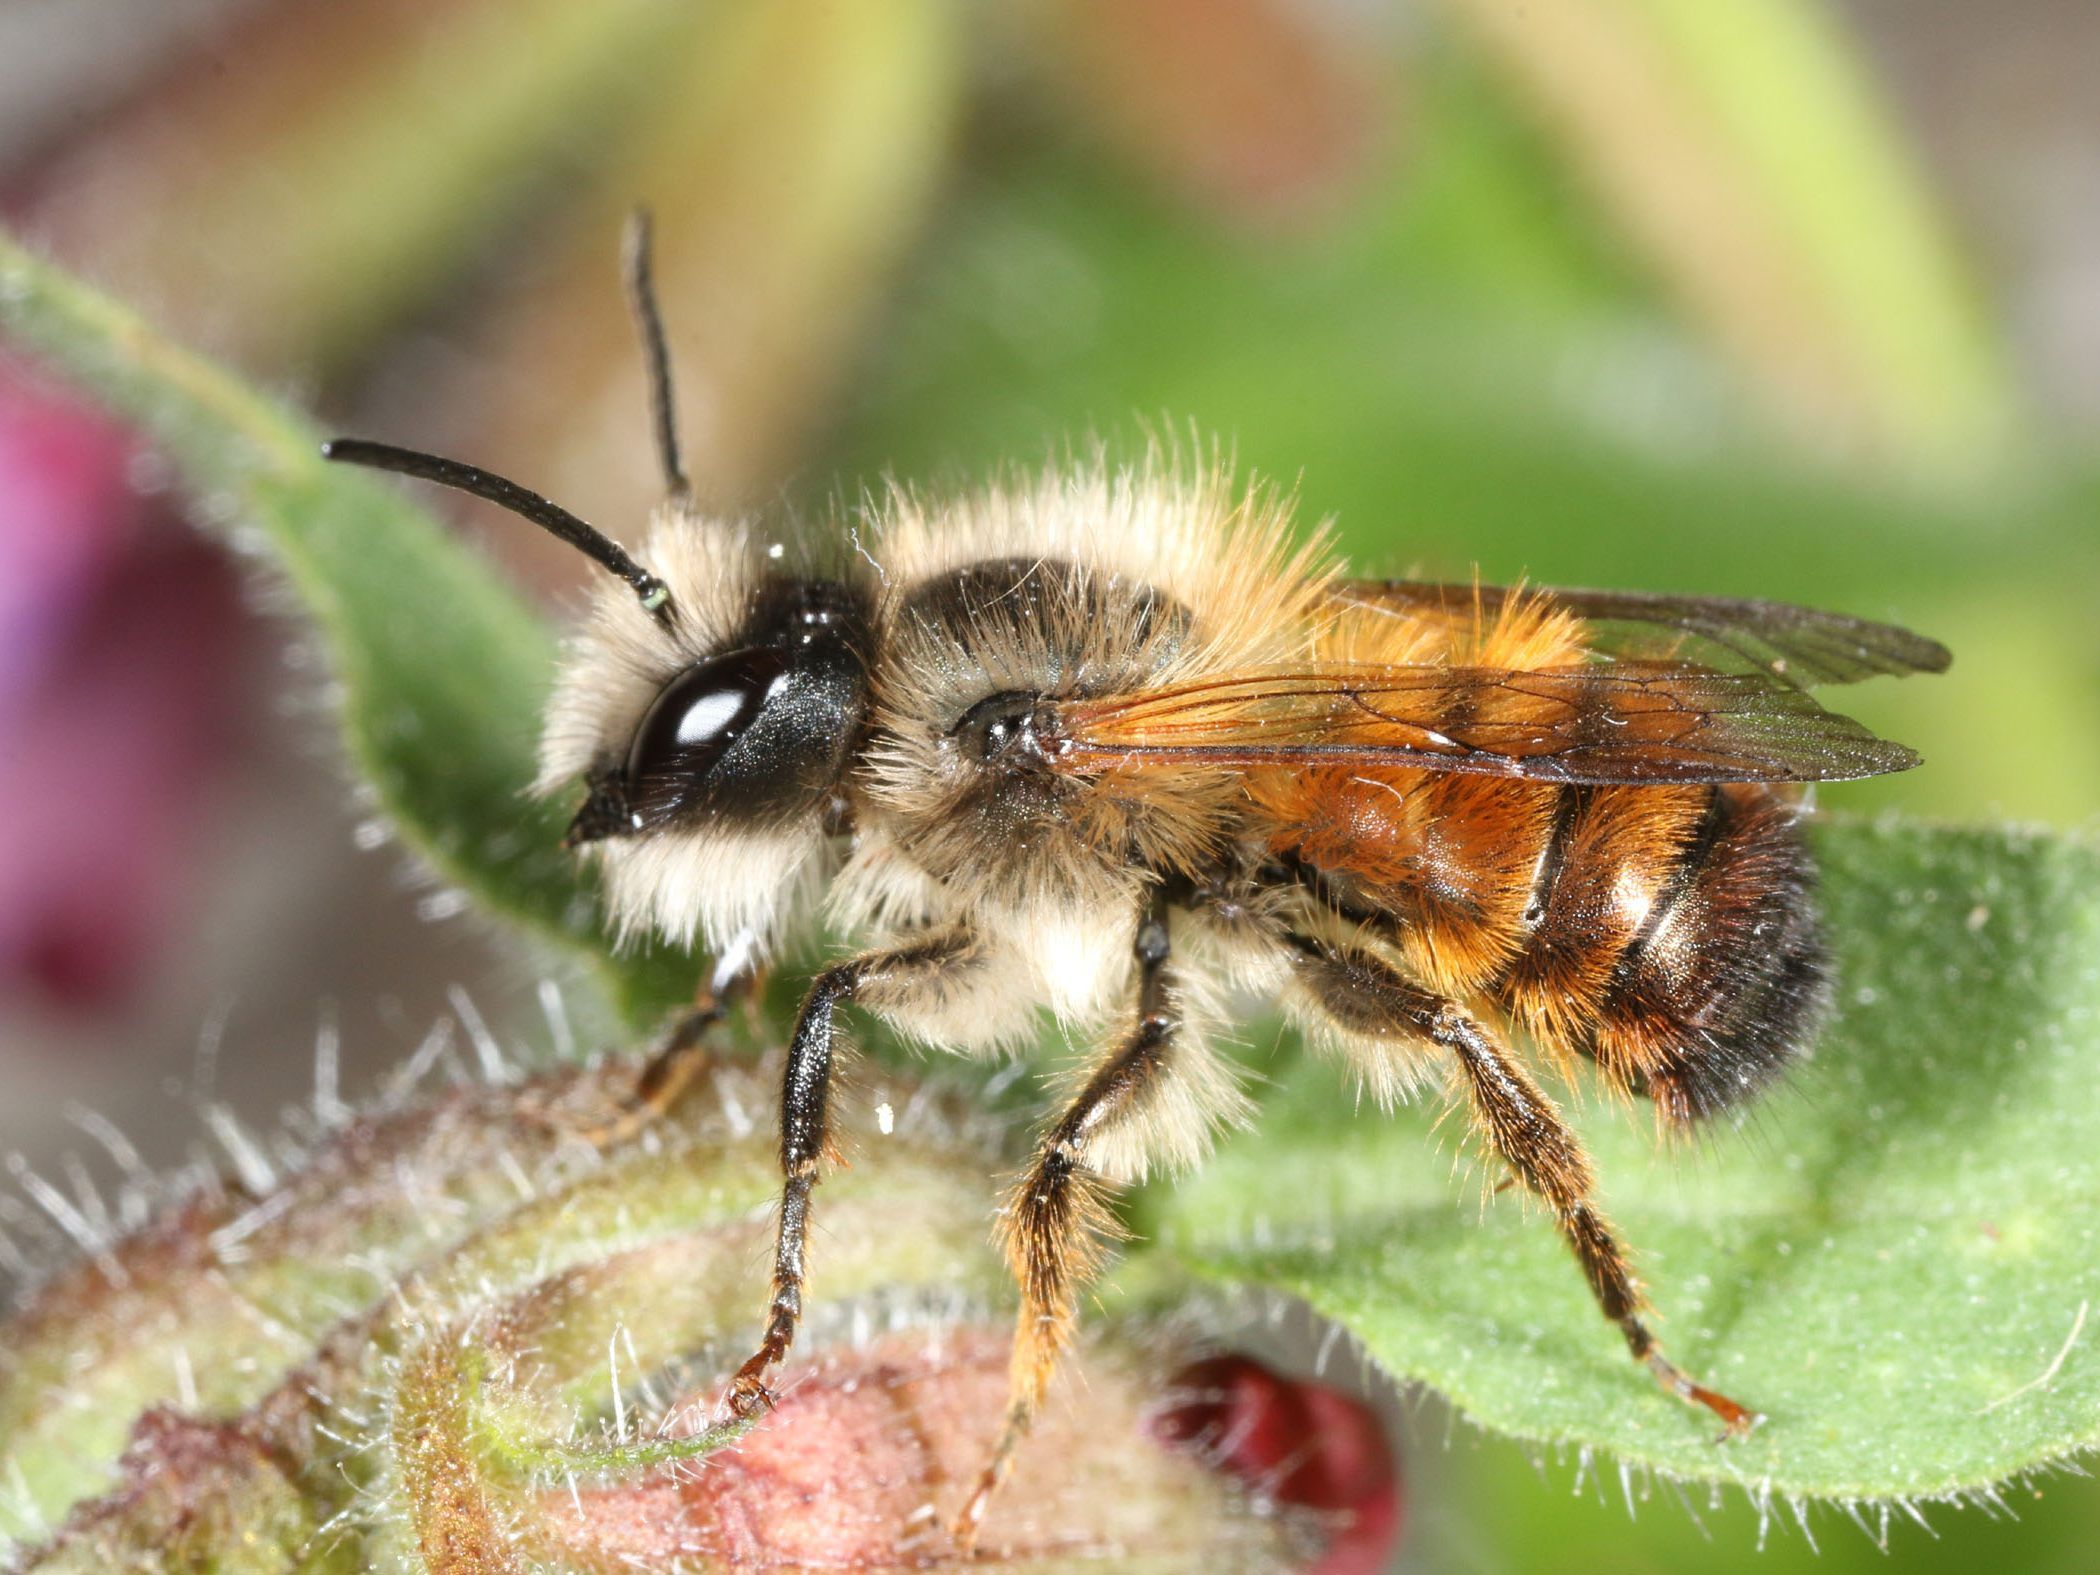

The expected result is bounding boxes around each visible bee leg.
[577,928,762,1149]
[1286,934,1762,1438]
[954,902,1176,1547]
[722,926,979,1420]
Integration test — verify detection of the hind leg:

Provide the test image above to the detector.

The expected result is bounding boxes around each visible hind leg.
[1286,932,1760,1435]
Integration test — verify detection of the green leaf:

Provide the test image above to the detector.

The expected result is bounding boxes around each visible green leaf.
[0,230,690,1031]
[1145,817,2100,1504]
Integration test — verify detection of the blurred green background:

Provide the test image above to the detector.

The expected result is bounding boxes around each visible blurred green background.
[1,0,2095,1569]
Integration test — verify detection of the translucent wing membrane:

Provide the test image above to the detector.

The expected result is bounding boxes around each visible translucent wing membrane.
[1052,663,1923,784]
[1334,580,1951,688]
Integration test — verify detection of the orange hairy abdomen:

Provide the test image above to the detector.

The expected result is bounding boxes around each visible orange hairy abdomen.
[1250,590,1822,1122]
[1255,767,1561,996]
[1250,587,1587,994]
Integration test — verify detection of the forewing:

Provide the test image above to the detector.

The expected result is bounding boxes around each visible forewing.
[1052,663,1923,784]
[1334,580,1950,688]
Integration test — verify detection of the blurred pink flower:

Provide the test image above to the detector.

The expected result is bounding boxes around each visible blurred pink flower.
[0,359,244,1013]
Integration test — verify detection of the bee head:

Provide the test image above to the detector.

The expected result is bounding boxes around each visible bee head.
[315,437,873,949]
[564,575,868,848]
[323,211,868,951]
[533,525,871,950]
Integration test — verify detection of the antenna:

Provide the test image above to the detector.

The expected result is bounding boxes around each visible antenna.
[319,439,673,620]
[622,207,691,503]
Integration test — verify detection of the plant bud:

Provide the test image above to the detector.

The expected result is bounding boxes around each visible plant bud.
[2,1049,1394,1570]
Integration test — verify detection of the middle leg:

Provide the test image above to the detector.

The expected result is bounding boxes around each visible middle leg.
[1287,932,1760,1434]
[955,895,1185,1540]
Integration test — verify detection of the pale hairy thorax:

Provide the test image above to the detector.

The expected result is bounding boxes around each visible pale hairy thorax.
[537,455,1336,971]
[527,454,1340,1187]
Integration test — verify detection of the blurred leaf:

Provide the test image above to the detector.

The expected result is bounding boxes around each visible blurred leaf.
[1438,0,2016,466]
[827,144,2041,582]
[1147,817,2100,1504]
[1024,0,1388,224]
[21,0,714,376]
[0,232,691,1031]
[451,0,961,535]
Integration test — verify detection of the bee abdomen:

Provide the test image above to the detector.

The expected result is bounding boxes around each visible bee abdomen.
[1498,783,1827,1125]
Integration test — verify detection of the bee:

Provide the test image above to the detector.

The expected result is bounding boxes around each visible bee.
[323,215,1948,1540]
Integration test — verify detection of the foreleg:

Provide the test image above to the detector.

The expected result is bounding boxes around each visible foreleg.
[582,929,764,1148]
[724,926,978,1417]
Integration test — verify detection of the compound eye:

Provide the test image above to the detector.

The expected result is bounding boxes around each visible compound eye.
[623,645,791,822]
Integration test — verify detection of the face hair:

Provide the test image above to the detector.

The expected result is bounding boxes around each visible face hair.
[622,207,692,503]
[319,438,674,621]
